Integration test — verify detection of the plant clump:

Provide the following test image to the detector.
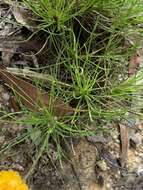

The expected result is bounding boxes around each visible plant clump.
[1,0,143,179]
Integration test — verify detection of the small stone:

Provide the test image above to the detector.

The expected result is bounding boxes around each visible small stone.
[115,139,120,143]
[106,183,111,189]
[96,160,107,171]
[112,133,118,140]
[135,156,142,163]
[2,92,10,101]
[87,133,108,143]
[135,151,139,156]
[138,123,143,130]
[115,174,119,178]
[11,108,15,112]
[130,132,142,148]
[138,153,143,158]
[137,166,143,176]
[11,163,24,171]
[6,102,9,106]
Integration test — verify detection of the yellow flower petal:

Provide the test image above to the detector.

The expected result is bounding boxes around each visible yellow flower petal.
[0,170,29,190]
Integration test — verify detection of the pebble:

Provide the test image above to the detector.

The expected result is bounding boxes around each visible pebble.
[135,156,142,163]
[130,133,142,147]
[115,174,119,178]
[138,123,143,130]
[115,139,120,143]
[87,133,108,143]
[117,170,120,175]
[11,108,15,112]
[112,133,118,140]
[11,163,24,171]
[137,166,143,176]
[138,153,143,157]
[96,160,107,171]
[2,92,10,101]
[135,151,139,156]
[6,102,9,106]
[106,183,111,189]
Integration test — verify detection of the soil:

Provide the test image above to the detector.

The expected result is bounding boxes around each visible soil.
[0,1,143,190]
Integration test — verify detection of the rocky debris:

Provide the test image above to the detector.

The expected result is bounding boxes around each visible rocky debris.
[0,117,142,190]
[112,122,143,190]
[0,78,142,190]
[0,2,17,36]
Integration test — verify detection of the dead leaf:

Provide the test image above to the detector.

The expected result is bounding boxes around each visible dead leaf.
[0,35,49,66]
[9,96,20,112]
[119,124,129,168]
[0,64,74,116]
[12,5,38,30]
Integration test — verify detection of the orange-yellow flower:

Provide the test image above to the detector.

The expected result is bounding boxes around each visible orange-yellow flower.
[0,170,29,190]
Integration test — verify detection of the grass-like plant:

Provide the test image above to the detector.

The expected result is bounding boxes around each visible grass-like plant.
[22,0,96,31]
[1,0,143,179]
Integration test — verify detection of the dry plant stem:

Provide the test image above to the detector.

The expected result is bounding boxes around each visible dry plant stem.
[3,0,14,5]
[119,124,129,168]
[6,67,72,87]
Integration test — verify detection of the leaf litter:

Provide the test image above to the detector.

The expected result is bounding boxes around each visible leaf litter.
[0,64,74,116]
